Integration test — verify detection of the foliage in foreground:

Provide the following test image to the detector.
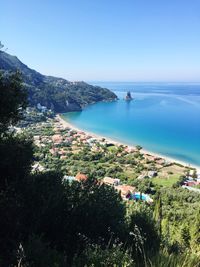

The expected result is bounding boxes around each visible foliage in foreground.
[72,245,200,267]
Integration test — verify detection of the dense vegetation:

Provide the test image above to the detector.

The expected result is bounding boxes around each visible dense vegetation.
[0,50,117,112]
[0,73,200,266]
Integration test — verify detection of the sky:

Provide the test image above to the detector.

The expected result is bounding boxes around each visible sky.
[0,0,200,82]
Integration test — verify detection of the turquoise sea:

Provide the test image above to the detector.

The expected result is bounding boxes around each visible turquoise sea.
[62,82,200,167]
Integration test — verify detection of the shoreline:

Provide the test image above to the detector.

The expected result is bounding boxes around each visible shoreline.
[57,114,200,172]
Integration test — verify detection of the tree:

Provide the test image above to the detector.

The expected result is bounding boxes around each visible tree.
[0,72,31,266]
[17,235,64,267]
[126,203,160,265]
[0,72,27,134]
[72,243,133,267]
[60,178,126,264]
[153,193,162,236]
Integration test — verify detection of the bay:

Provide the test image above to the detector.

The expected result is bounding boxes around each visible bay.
[62,82,200,167]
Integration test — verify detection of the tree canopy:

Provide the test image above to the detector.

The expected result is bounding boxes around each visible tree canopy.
[0,72,27,134]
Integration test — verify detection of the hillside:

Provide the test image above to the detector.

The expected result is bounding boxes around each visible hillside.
[0,51,117,112]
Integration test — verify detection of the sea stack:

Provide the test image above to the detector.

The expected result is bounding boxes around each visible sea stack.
[125,91,133,101]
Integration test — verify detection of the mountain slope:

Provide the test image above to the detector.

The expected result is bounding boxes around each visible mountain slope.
[0,51,117,112]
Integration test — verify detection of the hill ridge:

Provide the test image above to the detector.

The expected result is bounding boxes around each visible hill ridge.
[0,51,117,112]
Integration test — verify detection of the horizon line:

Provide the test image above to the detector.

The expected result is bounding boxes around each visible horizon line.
[87,80,200,84]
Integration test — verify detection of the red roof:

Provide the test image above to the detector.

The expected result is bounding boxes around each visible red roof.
[115,184,136,196]
[52,134,63,143]
[75,173,88,182]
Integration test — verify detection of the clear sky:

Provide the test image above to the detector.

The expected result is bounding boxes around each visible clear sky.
[1,0,200,81]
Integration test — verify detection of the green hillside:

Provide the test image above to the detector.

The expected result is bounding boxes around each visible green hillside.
[0,51,117,112]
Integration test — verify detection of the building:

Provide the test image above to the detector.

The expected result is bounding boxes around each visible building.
[184,179,199,186]
[75,172,88,182]
[49,147,58,156]
[103,177,120,186]
[32,162,45,172]
[115,184,136,199]
[63,175,75,182]
[148,170,157,178]
[144,154,156,162]
[52,134,63,144]
[37,103,47,112]
[182,185,200,193]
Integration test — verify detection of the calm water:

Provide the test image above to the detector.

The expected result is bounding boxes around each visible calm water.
[63,82,200,167]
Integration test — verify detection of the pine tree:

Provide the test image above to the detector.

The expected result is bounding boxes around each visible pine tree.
[153,193,162,236]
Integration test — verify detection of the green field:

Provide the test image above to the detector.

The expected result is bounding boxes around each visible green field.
[152,174,180,187]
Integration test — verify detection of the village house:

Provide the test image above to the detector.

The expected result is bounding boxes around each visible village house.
[34,135,41,141]
[184,178,200,187]
[60,155,67,160]
[32,162,45,172]
[143,154,156,162]
[148,170,157,178]
[124,147,137,153]
[57,149,67,157]
[63,175,76,182]
[91,145,102,152]
[37,103,47,113]
[49,147,59,156]
[115,184,136,199]
[33,135,41,146]
[155,158,166,165]
[75,172,88,182]
[52,134,63,145]
[103,177,120,186]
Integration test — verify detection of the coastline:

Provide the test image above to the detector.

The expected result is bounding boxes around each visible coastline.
[57,114,200,172]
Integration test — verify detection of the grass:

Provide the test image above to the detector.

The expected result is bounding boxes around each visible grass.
[149,252,200,267]
[124,170,138,180]
[107,146,118,153]
[152,174,180,187]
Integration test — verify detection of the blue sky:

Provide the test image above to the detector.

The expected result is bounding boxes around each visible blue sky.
[1,0,200,81]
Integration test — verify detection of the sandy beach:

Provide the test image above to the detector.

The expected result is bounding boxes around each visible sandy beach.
[57,114,200,172]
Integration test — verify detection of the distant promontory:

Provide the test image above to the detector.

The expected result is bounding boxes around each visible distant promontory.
[0,51,117,112]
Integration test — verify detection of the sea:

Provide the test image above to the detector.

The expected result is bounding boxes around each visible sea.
[62,82,200,167]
